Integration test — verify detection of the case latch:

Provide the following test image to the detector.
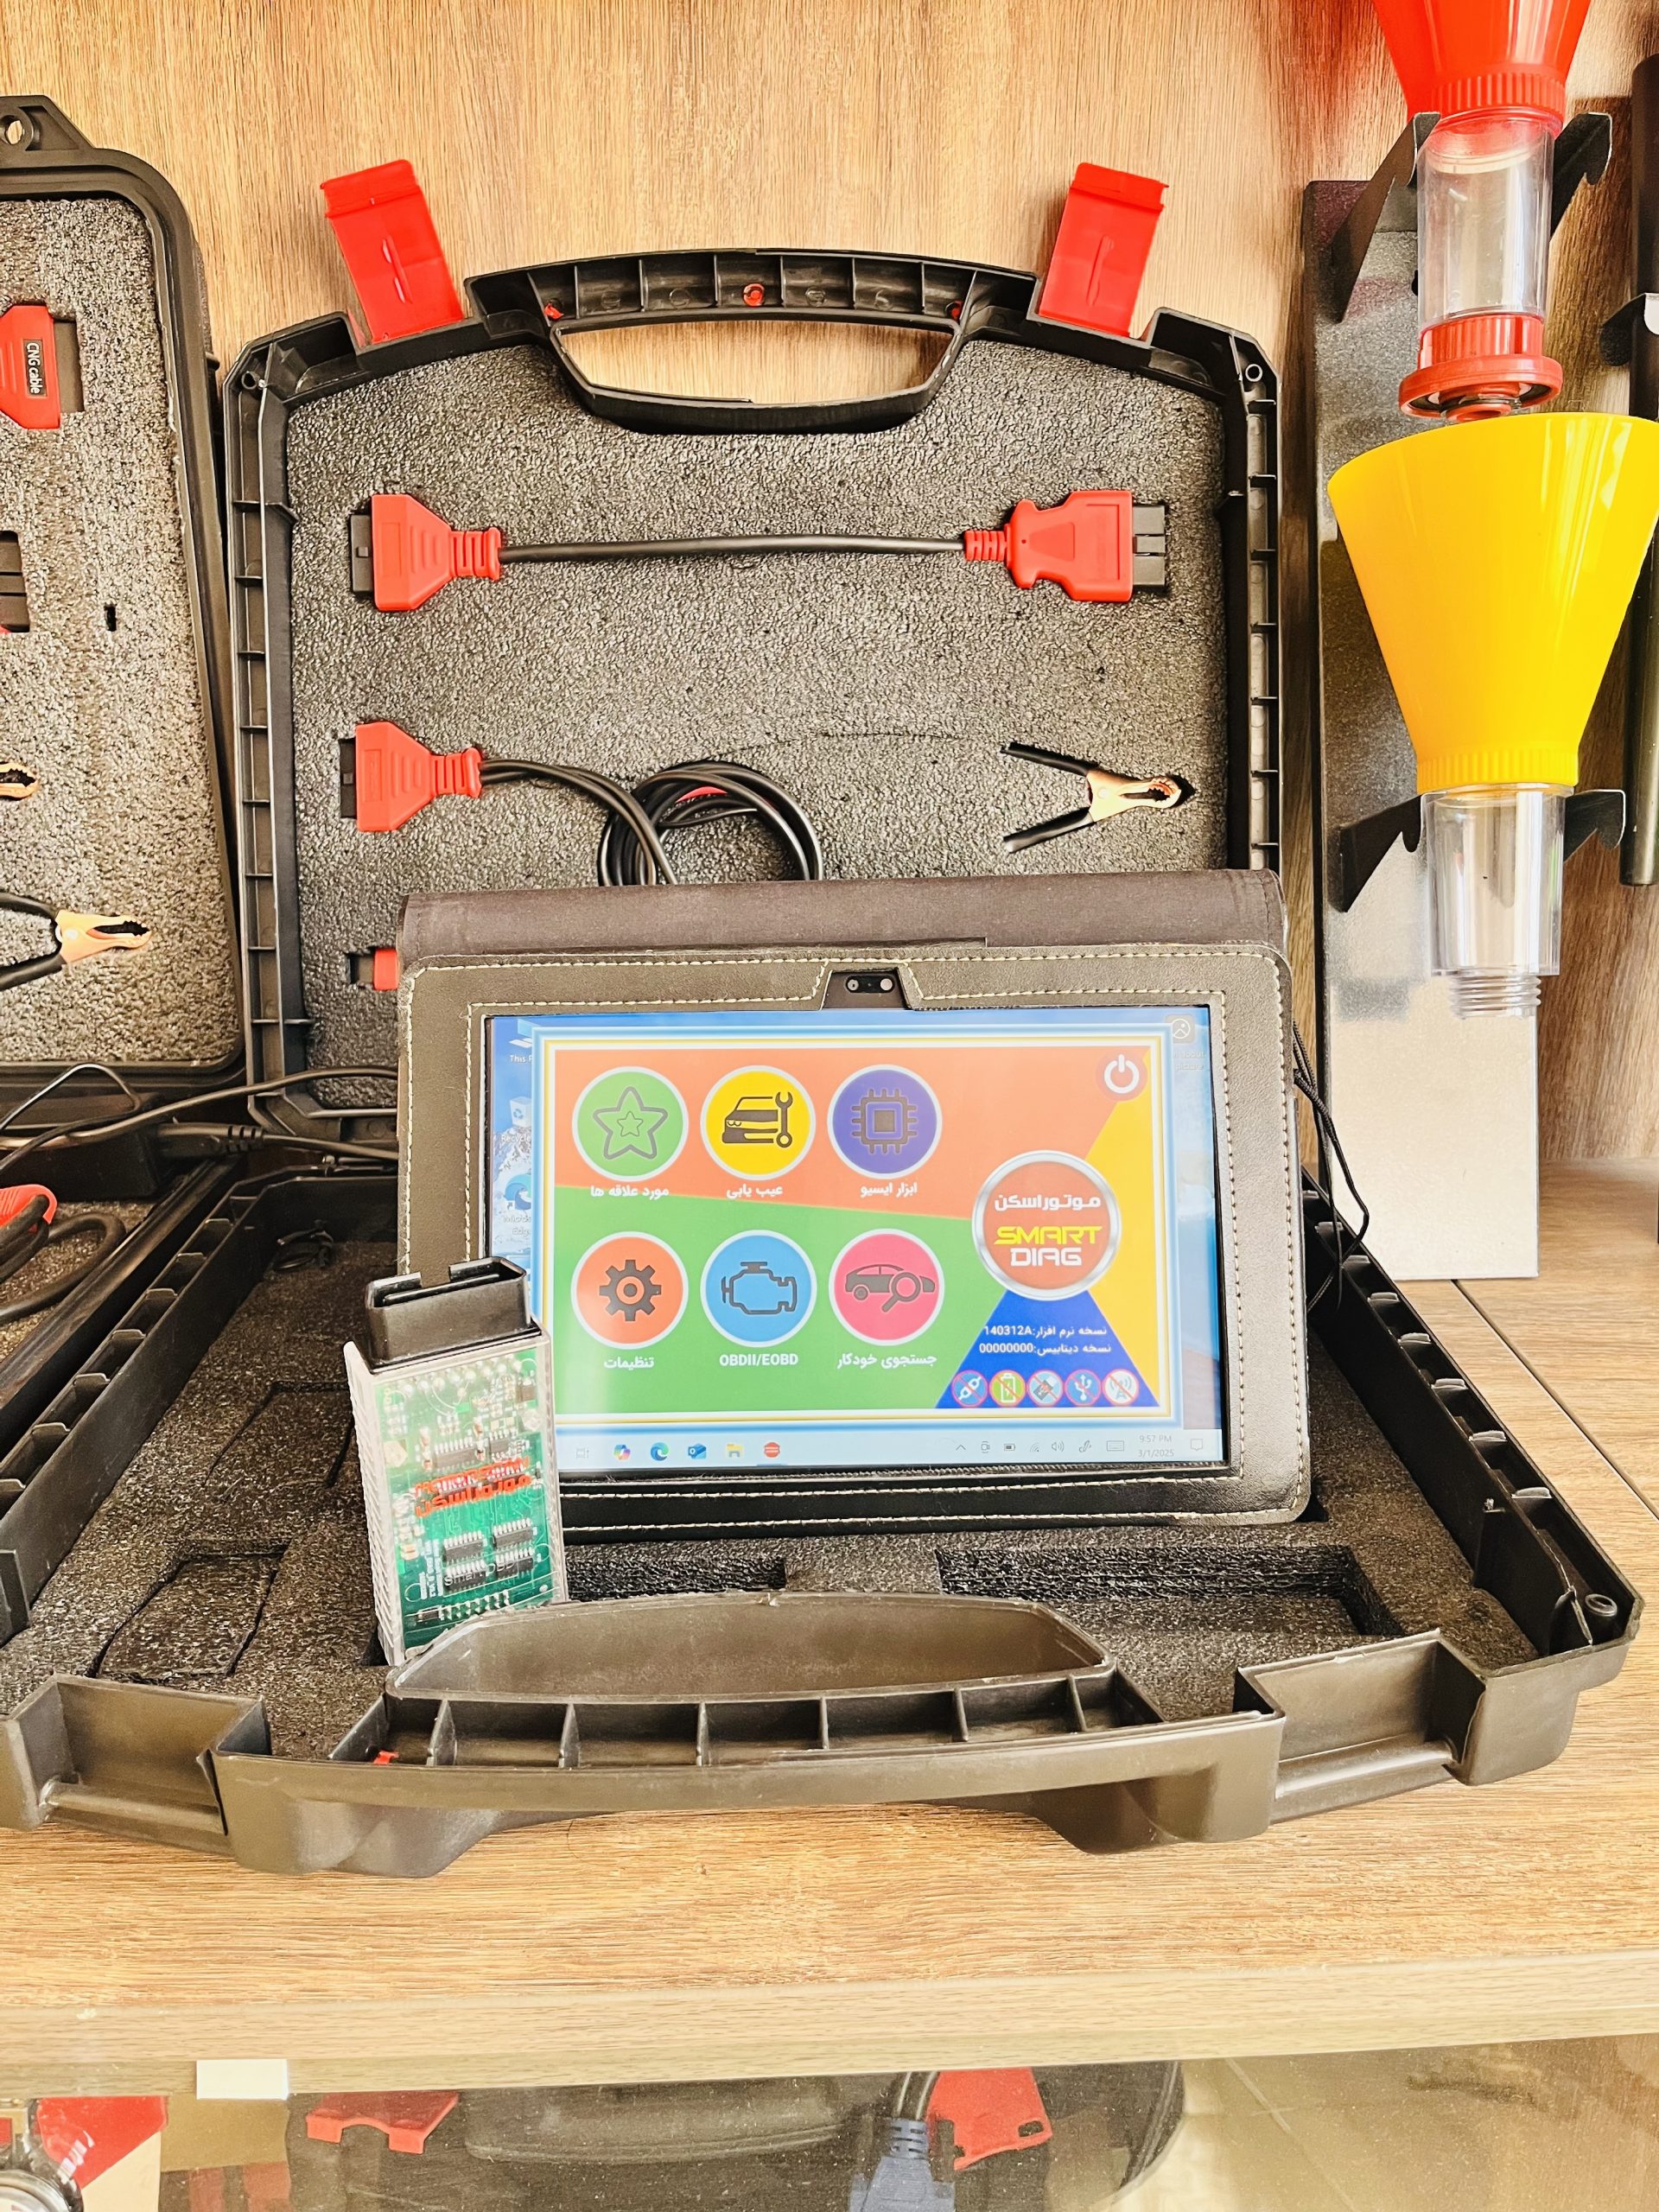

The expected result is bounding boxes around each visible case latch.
[1037,162,1166,338]
[321,160,467,346]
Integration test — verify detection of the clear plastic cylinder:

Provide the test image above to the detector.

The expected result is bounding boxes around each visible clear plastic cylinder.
[1423,783,1567,1017]
[1418,111,1553,330]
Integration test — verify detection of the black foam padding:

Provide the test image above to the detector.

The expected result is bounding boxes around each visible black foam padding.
[282,340,1229,1090]
[0,1237,1533,1758]
[0,196,239,1070]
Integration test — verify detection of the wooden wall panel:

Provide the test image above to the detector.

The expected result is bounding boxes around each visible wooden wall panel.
[0,0,1652,1154]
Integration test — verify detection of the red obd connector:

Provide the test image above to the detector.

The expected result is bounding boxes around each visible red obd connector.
[963,489,1135,602]
[341,719,483,832]
[365,493,503,612]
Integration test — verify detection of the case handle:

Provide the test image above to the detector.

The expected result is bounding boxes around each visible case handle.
[467,250,1034,433]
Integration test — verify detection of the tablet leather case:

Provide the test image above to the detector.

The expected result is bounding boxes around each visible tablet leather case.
[397,871,1308,1525]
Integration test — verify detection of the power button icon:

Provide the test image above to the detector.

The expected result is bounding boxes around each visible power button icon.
[1102,1052,1145,1100]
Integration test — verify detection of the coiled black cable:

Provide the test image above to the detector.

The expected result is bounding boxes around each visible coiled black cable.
[595,760,824,888]
[0,1196,128,1326]
[479,758,677,885]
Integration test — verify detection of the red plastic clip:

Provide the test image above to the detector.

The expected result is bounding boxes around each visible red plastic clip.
[33,2100,169,2191]
[925,2070,1052,2171]
[0,1183,55,1226]
[1038,162,1166,339]
[321,162,466,346]
[305,2093,459,2156]
[0,304,63,429]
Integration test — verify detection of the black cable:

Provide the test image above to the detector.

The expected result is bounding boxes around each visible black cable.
[0,951,67,993]
[0,1066,399,1186]
[0,1060,141,1140]
[596,760,824,888]
[1292,1024,1370,1314]
[480,756,677,885]
[0,1206,127,1326]
[889,2071,940,2122]
[503,534,959,563]
[1119,2062,1185,2189]
[160,1120,399,1167]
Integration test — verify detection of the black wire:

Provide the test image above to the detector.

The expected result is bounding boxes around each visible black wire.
[597,761,824,888]
[1292,1024,1370,1313]
[0,951,66,993]
[0,1060,139,1140]
[1120,2063,1185,2188]
[161,1120,399,1167]
[908,2072,939,2122]
[502,534,959,563]
[0,1066,399,1186]
[481,756,677,885]
[890,2071,940,2122]
[0,1207,127,1325]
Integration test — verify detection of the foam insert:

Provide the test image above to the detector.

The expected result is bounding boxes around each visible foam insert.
[0,196,239,1069]
[0,1236,1533,1759]
[282,338,1230,1084]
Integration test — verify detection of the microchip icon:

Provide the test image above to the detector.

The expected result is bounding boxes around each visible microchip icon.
[851,1087,918,1156]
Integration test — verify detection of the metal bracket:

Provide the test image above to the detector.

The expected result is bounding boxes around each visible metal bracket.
[1551,111,1615,234]
[1334,787,1626,912]
[1599,292,1659,368]
[1321,116,1436,321]
[1322,110,1611,326]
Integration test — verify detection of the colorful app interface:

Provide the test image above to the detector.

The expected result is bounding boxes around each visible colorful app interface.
[486,1008,1224,1474]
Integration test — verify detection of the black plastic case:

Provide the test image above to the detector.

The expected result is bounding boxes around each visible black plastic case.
[0,98,1639,1875]
[226,245,1281,1152]
[0,95,240,1103]
[0,1172,1635,1874]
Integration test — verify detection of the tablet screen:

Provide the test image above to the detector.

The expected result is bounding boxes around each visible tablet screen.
[486,1007,1224,1474]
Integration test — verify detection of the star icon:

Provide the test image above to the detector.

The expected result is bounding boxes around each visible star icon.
[593,1084,669,1164]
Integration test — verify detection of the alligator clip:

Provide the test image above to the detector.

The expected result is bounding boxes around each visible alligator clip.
[1001,741,1192,851]
[0,894,151,992]
[0,763,38,803]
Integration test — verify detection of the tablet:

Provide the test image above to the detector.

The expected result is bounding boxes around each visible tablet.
[397,871,1308,1522]
[484,1004,1224,1476]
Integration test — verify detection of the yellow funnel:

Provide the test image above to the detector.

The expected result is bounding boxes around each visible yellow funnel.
[1328,413,1659,792]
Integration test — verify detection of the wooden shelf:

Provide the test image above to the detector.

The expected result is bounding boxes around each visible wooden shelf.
[3,0,1657,2093]
[0,1184,1656,2092]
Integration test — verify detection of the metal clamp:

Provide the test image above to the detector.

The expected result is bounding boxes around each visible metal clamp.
[1001,741,1192,851]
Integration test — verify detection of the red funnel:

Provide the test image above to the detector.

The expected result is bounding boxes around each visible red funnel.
[1371,0,1592,125]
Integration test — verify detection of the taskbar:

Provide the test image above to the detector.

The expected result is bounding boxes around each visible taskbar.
[556,1421,1225,1473]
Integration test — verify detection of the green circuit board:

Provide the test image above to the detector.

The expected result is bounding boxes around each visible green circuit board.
[354,1334,562,1656]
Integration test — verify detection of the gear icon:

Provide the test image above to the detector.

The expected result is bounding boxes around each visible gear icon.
[601,1257,661,1322]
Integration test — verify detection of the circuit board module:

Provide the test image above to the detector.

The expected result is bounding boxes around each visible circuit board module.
[346,1259,564,1661]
